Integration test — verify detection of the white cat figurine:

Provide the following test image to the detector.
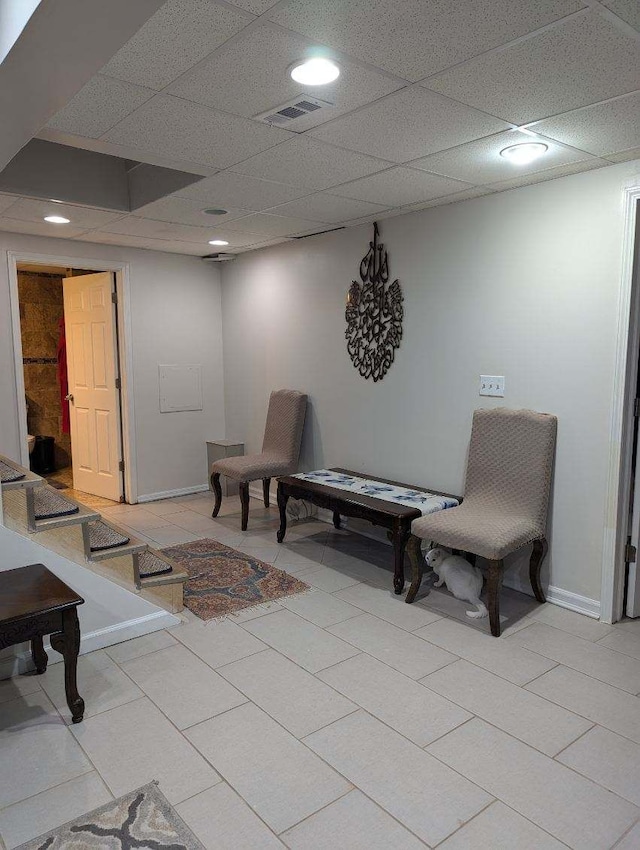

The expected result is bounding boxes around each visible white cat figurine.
[425,548,488,619]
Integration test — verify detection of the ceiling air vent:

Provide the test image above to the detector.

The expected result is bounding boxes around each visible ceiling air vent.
[255,95,334,128]
[201,253,237,262]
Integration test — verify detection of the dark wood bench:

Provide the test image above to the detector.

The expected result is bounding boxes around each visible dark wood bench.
[0,563,85,723]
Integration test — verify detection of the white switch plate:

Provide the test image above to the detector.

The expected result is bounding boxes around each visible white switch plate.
[480,375,505,397]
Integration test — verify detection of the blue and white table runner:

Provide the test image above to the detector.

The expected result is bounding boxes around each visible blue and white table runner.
[293,470,459,516]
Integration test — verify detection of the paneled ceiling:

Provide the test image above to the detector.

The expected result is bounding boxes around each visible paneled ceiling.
[1,0,639,256]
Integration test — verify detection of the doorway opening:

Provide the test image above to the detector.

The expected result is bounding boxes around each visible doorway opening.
[11,258,131,509]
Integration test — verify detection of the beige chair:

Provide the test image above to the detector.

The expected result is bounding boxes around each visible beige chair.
[406,407,557,637]
[211,389,307,530]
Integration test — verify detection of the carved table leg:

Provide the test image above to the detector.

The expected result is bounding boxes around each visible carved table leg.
[392,528,410,595]
[239,482,250,531]
[529,538,548,603]
[50,608,84,723]
[263,478,271,508]
[211,472,222,518]
[486,559,504,638]
[405,535,426,604]
[332,511,341,529]
[31,635,48,674]
[277,486,289,543]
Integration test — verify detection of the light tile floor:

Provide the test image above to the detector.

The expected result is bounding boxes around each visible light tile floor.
[2,492,640,848]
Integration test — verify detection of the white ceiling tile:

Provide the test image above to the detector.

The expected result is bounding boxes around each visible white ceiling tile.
[267,192,387,223]
[134,195,253,225]
[175,172,309,209]
[0,218,88,239]
[167,25,403,130]
[0,194,18,214]
[269,0,584,80]
[46,75,154,139]
[532,91,640,156]
[231,136,390,190]
[410,129,594,184]
[605,146,640,163]
[223,212,324,236]
[232,237,294,252]
[331,166,473,206]
[226,0,281,14]
[423,12,640,124]
[100,0,253,90]
[3,198,126,228]
[102,95,293,169]
[98,216,216,244]
[309,86,511,162]
[484,158,609,192]
[602,0,640,31]
[76,230,204,254]
[400,186,493,211]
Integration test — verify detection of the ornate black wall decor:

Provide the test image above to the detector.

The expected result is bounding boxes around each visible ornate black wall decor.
[345,221,403,382]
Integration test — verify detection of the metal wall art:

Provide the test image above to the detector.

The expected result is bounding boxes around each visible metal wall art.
[345,221,403,382]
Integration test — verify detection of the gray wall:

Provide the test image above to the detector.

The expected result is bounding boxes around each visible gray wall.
[221,160,640,605]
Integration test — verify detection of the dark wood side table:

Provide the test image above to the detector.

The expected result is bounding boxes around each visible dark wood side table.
[0,563,85,723]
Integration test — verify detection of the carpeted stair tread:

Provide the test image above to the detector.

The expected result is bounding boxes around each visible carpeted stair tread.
[0,460,25,483]
[88,520,130,552]
[138,550,173,579]
[34,488,80,520]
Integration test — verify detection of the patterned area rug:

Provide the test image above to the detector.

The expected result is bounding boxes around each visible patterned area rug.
[17,782,205,849]
[162,538,309,620]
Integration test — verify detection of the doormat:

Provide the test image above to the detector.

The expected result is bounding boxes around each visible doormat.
[162,537,309,620]
[16,782,205,850]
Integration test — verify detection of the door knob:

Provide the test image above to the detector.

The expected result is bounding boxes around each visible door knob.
[65,393,74,402]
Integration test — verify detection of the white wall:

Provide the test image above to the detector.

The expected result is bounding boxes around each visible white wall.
[221,160,640,606]
[0,233,225,499]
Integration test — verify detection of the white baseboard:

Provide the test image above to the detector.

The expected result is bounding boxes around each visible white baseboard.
[138,484,209,503]
[0,610,181,679]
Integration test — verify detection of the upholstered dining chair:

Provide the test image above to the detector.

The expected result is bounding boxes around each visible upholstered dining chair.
[406,407,557,637]
[211,389,307,530]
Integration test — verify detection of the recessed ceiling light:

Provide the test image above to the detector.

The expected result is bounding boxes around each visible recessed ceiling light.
[499,142,549,165]
[209,239,229,246]
[203,208,228,216]
[290,57,340,86]
[44,215,70,224]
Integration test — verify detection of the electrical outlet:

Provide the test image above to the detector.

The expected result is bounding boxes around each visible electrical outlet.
[480,375,505,397]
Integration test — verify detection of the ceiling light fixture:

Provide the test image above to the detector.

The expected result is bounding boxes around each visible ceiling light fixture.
[499,142,548,165]
[44,215,70,224]
[203,208,228,216]
[290,57,340,86]
[209,239,229,246]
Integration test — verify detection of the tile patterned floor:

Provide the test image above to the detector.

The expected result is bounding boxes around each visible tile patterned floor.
[2,491,640,848]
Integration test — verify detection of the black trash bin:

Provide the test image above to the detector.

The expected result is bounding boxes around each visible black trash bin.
[30,435,56,475]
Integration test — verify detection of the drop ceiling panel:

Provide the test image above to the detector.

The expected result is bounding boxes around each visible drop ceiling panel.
[423,12,640,124]
[3,198,126,229]
[267,192,388,223]
[309,87,511,162]
[606,146,640,163]
[602,0,640,31]
[167,25,403,130]
[176,172,309,209]
[231,136,391,190]
[103,95,293,169]
[532,91,640,156]
[0,194,18,214]
[484,158,608,192]
[77,230,203,254]
[134,195,252,226]
[0,218,88,239]
[224,212,324,237]
[226,0,281,13]
[410,130,594,185]
[100,0,253,90]
[401,186,493,211]
[98,216,216,244]
[47,76,155,139]
[268,0,585,81]
[332,166,473,206]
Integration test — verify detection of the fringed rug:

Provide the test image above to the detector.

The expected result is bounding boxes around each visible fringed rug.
[17,782,204,849]
[162,537,309,620]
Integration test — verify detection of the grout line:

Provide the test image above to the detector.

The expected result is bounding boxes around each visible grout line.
[551,723,597,760]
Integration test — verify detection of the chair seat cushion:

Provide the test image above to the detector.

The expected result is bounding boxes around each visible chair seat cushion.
[212,453,294,482]
[411,504,541,561]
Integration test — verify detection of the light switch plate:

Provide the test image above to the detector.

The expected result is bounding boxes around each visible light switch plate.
[480,375,505,397]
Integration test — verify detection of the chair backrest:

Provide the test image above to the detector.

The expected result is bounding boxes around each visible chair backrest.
[463,408,557,534]
[261,389,308,465]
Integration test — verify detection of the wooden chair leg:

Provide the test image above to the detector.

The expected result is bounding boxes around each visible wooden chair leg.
[486,559,504,637]
[211,472,222,517]
[529,538,548,603]
[263,478,271,507]
[405,535,426,604]
[239,482,250,531]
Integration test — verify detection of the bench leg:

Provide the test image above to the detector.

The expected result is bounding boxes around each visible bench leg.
[392,529,410,595]
[239,482,250,531]
[332,511,341,529]
[211,472,222,518]
[31,635,48,674]
[263,478,271,507]
[486,559,504,637]
[405,535,425,604]
[50,608,84,723]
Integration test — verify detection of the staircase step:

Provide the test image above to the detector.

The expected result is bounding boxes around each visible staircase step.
[0,456,43,491]
[29,488,100,531]
[137,549,189,589]
[0,459,25,483]
[87,520,147,562]
[34,488,79,520]
[138,549,173,579]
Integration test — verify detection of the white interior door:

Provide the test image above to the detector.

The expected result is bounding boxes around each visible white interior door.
[62,272,123,501]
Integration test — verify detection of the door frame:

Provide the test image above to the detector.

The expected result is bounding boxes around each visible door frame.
[6,250,138,503]
[601,186,640,623]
